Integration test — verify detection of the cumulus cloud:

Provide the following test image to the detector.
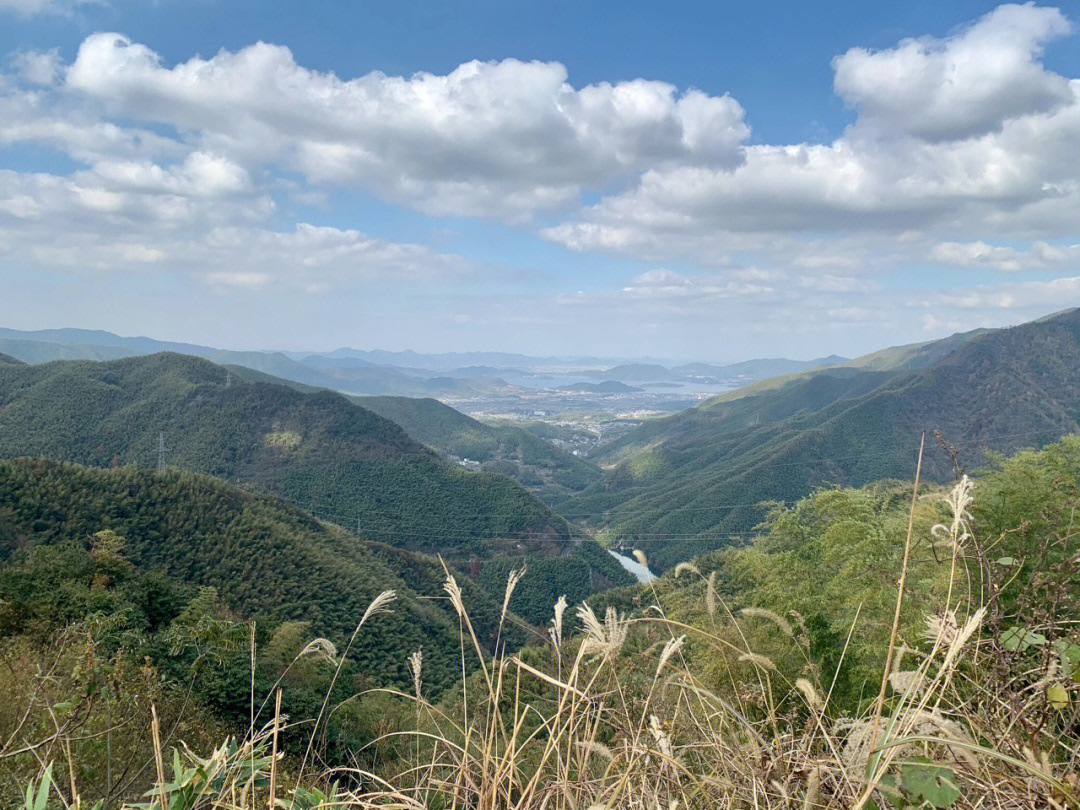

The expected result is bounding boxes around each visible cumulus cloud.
[545,3,1080,265]
[11,48,62,85]
[833,3,1072,142]
[58,33,748,219]
[0,163,475,286]
[0,76,186,162]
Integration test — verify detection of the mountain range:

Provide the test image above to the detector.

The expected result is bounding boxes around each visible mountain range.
[0,350,635,623]
[0,327,846,393]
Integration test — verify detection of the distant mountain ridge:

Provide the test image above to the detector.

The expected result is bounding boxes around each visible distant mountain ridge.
[0,327,848,394]
[0,330,523,397]
[583,355,848,384]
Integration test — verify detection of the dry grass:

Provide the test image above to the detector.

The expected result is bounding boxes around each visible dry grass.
[10,474,1080,810]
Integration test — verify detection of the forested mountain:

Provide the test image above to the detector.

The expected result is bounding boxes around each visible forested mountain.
[0,352,568,552]
[356,395,601,503]
[565,308,1080,568]
[0,457,511,694]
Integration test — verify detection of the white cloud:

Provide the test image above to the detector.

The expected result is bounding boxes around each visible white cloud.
[545,4,1080,265]
[931,239,1080,271]
[0,76,186,163]
[0,164,474,286]
[799,274,872,293]
[11,49,62,85]
[833,3,1072,142]
[0,0,95,16]
[0,2,1077,357]
[921,275,1080,309]
[59,33,748,219]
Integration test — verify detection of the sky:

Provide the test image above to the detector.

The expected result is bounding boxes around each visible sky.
[0,1,1078,361]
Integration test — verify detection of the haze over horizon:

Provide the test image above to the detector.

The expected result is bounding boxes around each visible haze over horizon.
[2,1,1079,358]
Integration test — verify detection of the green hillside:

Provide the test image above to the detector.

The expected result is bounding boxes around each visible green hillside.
[356,395,602,503]
[0,352,568,553]
[0,458,513,694]
[567,309,1080,568]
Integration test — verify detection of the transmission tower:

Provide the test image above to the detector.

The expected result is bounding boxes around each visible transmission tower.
[156,432,168,473]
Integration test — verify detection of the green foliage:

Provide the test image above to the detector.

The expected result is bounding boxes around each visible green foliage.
[0,458,518,696]
[476,540,633,625]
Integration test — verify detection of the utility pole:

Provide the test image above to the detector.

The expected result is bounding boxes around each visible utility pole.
[226,370,231,389]
[156,433,168,473]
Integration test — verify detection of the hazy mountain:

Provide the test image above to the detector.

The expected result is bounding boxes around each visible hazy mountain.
[320,348,561,372]
[0,327,214,356]
[675,355,848,379]
[558,381,643,393]
[0,328,523,397]
[0,337,137,363]
[588,363,681,382]
[587,356,849,384]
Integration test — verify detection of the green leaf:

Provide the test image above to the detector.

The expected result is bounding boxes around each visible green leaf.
[994,556,1016,566]
[1054,641,1080,680]
[1001,626,1047,651]
[876,773,906,808]
[901,758,961,808]
[28,766,52,810]
[1047,682,1069,711]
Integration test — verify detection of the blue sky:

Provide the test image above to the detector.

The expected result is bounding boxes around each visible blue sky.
[0,1,1078,360]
